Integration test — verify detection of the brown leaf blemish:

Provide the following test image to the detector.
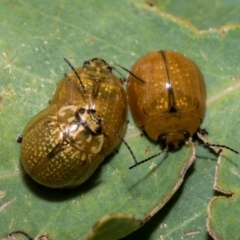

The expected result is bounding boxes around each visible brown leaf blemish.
[145,0,155,7]
[0,198,15,212]
[0,191,5,198]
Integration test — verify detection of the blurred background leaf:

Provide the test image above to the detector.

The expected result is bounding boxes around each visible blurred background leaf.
[0,0,240,239]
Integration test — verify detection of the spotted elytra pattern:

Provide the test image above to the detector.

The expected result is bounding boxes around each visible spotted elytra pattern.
[20,58,127,188]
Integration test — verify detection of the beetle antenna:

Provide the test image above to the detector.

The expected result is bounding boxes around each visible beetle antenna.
[101,123,138,164]
[104,125,159,168]
[63,58,88,100]
[204,143,238,154]
[129,148,168,169]
[196,131,239,154]
[114,132,167,169]
[105,123,169,170]
[115,132,138,163]
[109,61,145,83]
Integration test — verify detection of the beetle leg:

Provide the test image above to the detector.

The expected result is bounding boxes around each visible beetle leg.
[140,130,147,137]
[197,128,208,135]
[16,134,23,143]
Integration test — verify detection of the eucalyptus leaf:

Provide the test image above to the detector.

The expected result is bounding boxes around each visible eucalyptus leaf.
[0,1,240,239]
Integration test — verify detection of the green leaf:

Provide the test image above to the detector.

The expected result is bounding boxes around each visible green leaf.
[154,0,240,30]
[207,142,240,239]
[86,213,140,240]
[0,0,240,239]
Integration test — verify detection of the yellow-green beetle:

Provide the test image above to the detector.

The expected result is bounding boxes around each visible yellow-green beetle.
[19,58,127,188]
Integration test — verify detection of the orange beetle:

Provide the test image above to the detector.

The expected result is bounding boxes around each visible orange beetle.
[127,50,238,168]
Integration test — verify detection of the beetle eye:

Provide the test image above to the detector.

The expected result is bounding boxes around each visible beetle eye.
[83,60,90,66]
[100,58,107,64]
[89,109,96,114]
[106,65,112,72]
[78,108,85,115]
[183,131,190,140]
[95,126,102,134]
[158,134,166,144]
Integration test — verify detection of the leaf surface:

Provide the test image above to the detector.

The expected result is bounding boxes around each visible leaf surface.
[0,1,240,239]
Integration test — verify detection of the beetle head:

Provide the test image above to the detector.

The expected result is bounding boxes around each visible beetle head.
[158,131,190,149]
[76,108,102,135]
[83,58,112,72]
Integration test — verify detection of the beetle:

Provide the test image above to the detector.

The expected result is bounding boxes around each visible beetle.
[127,50,238,169]
[19,58,127,188]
